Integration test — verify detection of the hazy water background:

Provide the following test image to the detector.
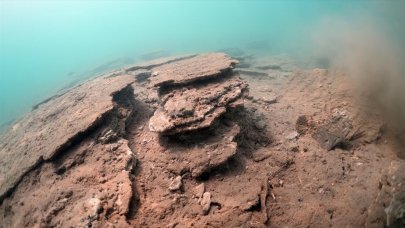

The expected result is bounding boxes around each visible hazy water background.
[0,0,404,130]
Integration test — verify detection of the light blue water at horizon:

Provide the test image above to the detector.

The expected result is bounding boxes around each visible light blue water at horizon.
[0,0,402,129]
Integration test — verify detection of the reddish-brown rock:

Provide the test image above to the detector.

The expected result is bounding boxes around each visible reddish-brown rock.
[0,74,135,201]
[149,77,247,135]
[150,53,238,88]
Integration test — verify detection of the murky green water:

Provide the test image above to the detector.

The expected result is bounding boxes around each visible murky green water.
[0,0,403,129]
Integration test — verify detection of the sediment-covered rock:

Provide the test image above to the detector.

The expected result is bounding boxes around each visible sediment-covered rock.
[145,53,247,177]
[0,70,138,227]
[149,77,247,135]
[149,53,238,88]
[0,74,135,202]
[148,53,246,135]
[124,54,197,73]
[164,121,241,177]
[0,52,310,228]
[0,138,137,227]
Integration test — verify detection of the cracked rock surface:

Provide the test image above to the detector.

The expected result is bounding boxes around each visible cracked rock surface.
[149,76,247,135]
[0,74,135,202]
[0,71,138,226]
[146,53,248,177]
[1,51,405,228]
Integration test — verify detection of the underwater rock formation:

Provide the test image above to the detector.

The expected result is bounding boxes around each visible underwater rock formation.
[146,53,248,176]
[123,54,197,73]
[148,53,246,135]
[0,71,140,226]
[149,77,247,135]
[0,52,252,227]
[0,74,135,202]
[150,53,238,88]
[1,51,404,227]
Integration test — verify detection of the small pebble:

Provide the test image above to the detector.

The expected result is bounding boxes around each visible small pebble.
[201,192,211,215]
[169,176,182,191]
[194,183,205,198]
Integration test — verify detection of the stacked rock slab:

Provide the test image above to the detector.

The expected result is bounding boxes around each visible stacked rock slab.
[149,53,246,134]
[148,53,248,176]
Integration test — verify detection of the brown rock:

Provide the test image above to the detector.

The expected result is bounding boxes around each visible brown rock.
[0,74,135,202]
[169,176,182,191]
[0,137,136,227]
[149,77,247,135]
[165,121,240,178]
[82,197,102,217]
[194,183,205,198]
[150,53,238,88]
[124,54,197,72]
[201,192,212,215]
[147,53,248,181]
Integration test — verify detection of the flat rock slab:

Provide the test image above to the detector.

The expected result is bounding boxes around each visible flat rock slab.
[149,77,247,135]
[124,54,197,72]
[150,53,238,88]
[0,74,135,201]
[165,121,240,177]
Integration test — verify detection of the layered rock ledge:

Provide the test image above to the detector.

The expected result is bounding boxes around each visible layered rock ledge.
[148,53,246,135]
[144,53,248,176]
[0,75,135,202]
[0,52,253,227]
[149,53,238,88]
[2,51,403,227]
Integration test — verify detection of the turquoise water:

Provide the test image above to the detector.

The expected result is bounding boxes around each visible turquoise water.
[0,0,403,129]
